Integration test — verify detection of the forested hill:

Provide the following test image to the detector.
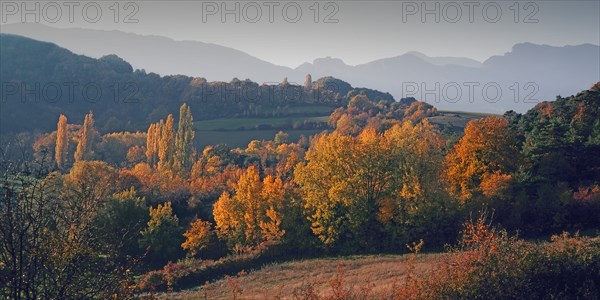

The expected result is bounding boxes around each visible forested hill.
[0,34,393,133]
[504,82,600,188]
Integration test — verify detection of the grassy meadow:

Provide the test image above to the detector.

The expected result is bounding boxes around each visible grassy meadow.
[156,254,442,299]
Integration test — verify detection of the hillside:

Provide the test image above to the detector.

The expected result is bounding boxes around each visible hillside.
[3,23,599,113]
[156,254,442,299]
[0,34,393,133]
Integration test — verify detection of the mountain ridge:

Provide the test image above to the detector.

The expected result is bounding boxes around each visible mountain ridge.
[0,34,394,133]
[2,23,599,113]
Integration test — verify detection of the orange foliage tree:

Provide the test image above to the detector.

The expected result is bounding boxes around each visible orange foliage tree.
[444,116,521,204]
[181,218,213,257]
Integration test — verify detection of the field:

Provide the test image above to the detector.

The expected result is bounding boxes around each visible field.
[195,116,329,131]
[428,111,497,129]
[193,114,329,148]
[157,254,442,299]
[196,129,325,149]
[192,111,494,149]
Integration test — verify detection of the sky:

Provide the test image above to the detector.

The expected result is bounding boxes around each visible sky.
[2,0,599,67]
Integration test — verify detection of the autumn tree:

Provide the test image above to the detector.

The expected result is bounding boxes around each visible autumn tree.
[295,130,376,247]
[378,121,458,246]
[181,218,213,257]
[127,145,146,165]
[295,121,456,249]
[245,140,276,170]
[158,115,175,171]
[274,131,289,146]
[174,103,195,174]
[64,160,116,204]
[275,143,305,179]
[74,112,96,161]
[444,116,520,203]
[213,166,285,248]
[145,123,160,167]
[55,114,68,169]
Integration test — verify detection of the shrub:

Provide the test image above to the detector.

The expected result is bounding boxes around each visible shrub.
[394,216,600,299]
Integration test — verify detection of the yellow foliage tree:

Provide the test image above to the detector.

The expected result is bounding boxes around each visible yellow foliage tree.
[158,114,175,171]
[55,114,68,169]
[213,166,286,247]
[74,112,95,161]
[145,123,159,167]
[181,218,213,257]
[295,120,451,248]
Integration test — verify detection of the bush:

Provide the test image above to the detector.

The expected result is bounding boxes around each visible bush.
[136,242,279,292]
[395,216,600,300]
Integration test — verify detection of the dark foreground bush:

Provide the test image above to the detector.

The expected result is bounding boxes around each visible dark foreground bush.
[395,217,600,300]
[136,241,290,293]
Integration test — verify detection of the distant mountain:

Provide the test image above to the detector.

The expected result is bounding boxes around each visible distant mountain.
[2,23,599,113]
[1,22,291,82]
[0,34,392,133]
[304,43,599,113]
[405,51,483,68]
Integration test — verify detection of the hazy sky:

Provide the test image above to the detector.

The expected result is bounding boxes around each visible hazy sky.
[2,0,599,67]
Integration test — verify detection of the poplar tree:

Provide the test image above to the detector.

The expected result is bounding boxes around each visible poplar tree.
[304,73,312,90]
[75,112,95,162]
[158,114,175,171]
[55,114,68,169]
[145,123,161,167]
[174,103,195,173]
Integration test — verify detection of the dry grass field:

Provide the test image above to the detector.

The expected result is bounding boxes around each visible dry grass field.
[428,111,495,128]
[156,254,442,299]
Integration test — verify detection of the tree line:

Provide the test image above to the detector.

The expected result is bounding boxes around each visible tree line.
[1,83,599,298]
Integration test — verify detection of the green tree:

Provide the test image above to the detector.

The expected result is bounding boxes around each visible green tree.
[274,131,289,146]
[139,202,183,262]
[94,188,149,262]
[174,103,195,174]
[0,163,134,299]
